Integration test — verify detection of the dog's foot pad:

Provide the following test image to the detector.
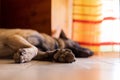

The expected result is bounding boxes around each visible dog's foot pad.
[14,49,33,63]
[53,49,76,63]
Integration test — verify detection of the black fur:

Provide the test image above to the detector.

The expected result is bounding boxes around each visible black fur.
[58,30,94,57]
[35,30,94,58]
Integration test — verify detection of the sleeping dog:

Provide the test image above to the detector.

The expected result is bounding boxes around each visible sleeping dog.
[0,28,93,63]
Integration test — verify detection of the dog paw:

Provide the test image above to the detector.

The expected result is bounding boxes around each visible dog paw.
[53,49,76,63]
[14,49,33,63]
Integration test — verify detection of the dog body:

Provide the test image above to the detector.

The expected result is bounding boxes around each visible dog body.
[0,28,93,63]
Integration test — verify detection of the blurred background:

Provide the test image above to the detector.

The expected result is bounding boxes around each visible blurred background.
[0,0,120,54]
[52,0,120,54]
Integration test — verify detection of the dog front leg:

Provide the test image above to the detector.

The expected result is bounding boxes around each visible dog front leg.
[33,50,57,61]
[34,49,76,63]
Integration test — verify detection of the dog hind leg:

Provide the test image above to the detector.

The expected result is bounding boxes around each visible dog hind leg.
[6,35,38,63]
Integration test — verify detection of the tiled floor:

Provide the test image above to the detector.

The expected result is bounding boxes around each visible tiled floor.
[0,53,120,80]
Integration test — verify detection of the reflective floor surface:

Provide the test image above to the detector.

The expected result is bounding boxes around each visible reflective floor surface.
[0,53,120,80]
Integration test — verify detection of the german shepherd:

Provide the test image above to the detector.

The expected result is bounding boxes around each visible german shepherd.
[0,28,93,63]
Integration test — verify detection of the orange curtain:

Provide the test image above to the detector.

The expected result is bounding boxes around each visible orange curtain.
[72,0,120,54]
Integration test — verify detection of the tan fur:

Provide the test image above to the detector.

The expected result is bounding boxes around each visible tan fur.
[0,29,38,57]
